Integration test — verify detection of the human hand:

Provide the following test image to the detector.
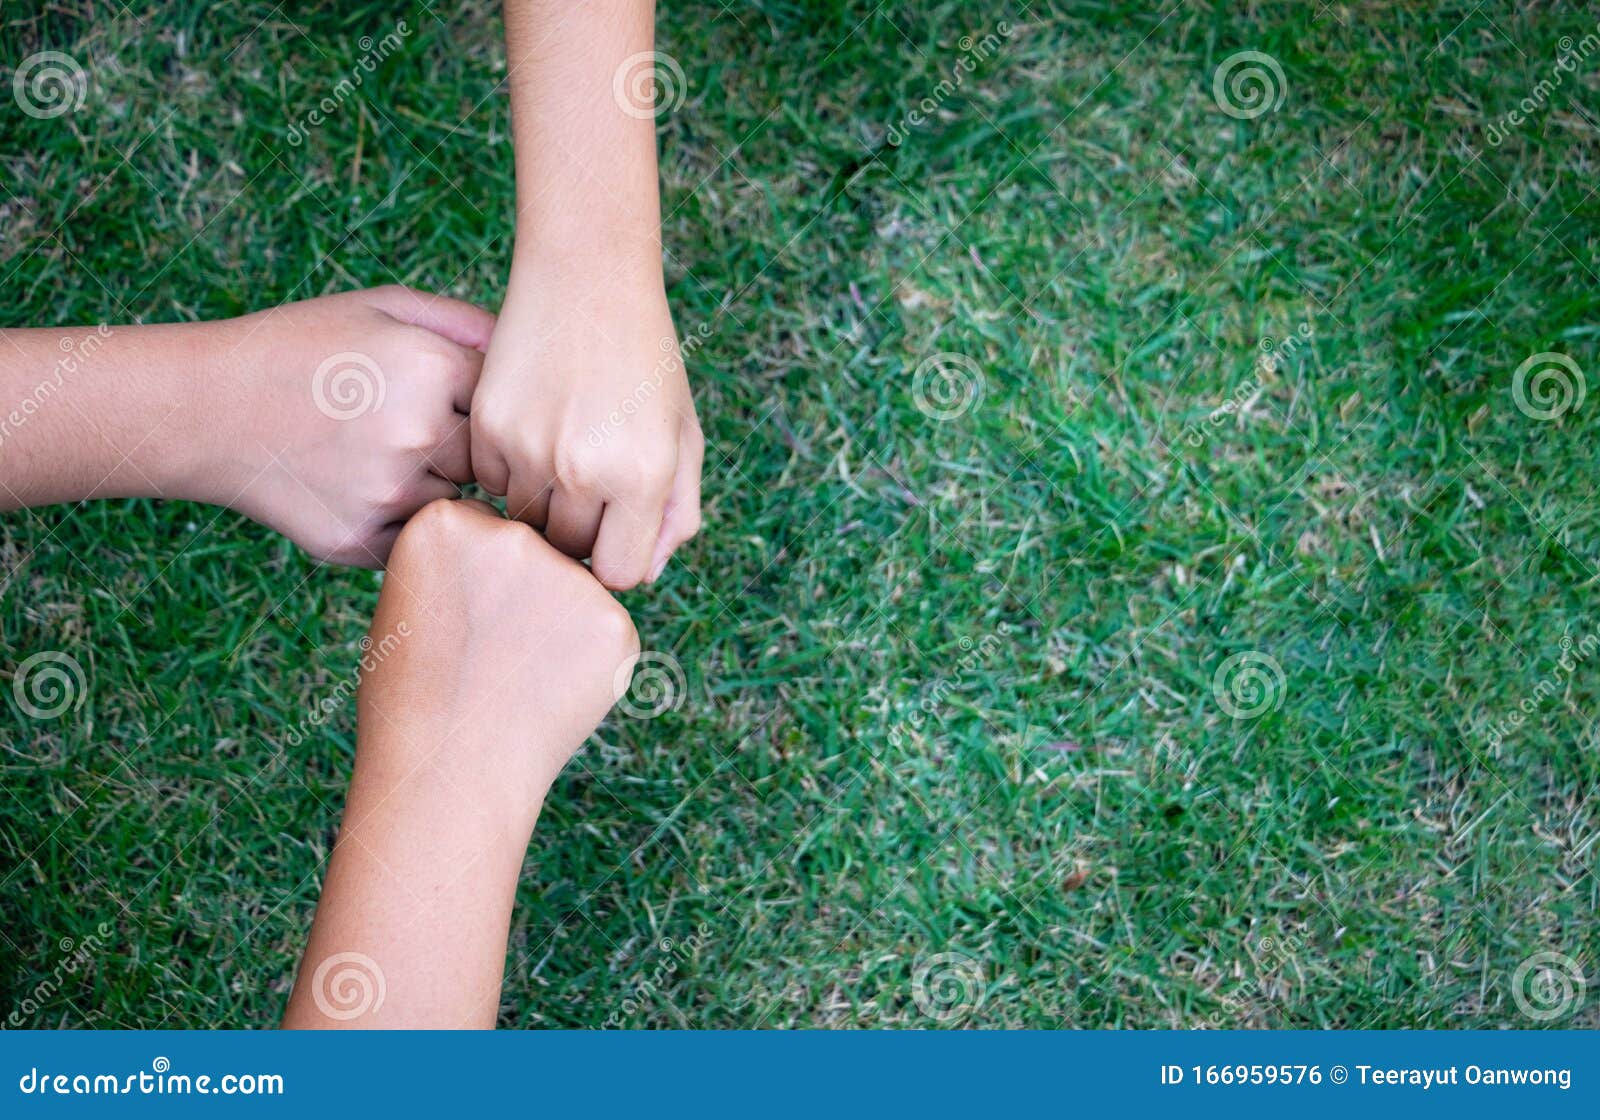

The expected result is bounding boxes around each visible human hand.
[357,498,639,828]
[206,286,495,567]
[470,260,703,590]
[283,498,638,1030]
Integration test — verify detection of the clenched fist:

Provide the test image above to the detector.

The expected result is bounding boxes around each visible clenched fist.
[283,497,639,1029]
[360,497,640,814]
[210,286,495,567]
[470,259,703,590]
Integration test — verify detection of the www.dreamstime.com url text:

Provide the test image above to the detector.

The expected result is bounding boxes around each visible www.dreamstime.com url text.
[17,1057,283,1097]
[1159,1064,1572,1091]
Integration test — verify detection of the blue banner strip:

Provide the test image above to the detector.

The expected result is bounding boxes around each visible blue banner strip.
[2,1031,1595,1116]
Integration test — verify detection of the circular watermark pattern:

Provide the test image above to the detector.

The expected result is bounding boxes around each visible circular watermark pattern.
[1211,650,1285,720]
[151,1056,170,1074]
[1511,351,1585,421]
[311,352,386,420]
[1212,50,1287,120]
[310,951,386,1021]
[613,650,686,719]
[911,352,985,421]
[12,651,88,720]
[1256,934,1302,956]
[612,51,687,120]
[13,51,88,119]
[1511,951,1585,1022]
[912,951,986,1023]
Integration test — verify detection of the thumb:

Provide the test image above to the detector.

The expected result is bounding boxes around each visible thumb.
[366,285,496,352]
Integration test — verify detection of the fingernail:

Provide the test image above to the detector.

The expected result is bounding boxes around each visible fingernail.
[648,555,668,583]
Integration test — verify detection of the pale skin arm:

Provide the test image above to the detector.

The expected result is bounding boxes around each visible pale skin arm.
[472,1,704,591]
[0,322,223,512]
[0,288,494,567]
[503,0,661,262]
[283,499,640,1029]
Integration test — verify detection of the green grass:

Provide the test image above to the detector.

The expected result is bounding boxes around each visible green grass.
[3,0,1599,1028]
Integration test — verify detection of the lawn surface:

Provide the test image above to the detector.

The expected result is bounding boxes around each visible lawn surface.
[2,0,1598,1028]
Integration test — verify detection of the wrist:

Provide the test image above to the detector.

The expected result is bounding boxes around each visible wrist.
[510,228,664,292]
[152,319,245,506]
[353,724,561,845]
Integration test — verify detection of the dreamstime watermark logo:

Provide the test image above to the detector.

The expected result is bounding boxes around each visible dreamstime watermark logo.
[280,623,410,749]
[887,628,1008,749]
[1254,931,1304,961]
[1257,322,1313,375]
[12,51,88,119]
[1212,51,1287,119]
[0,324,113,450]
[911,951,986,1023]
[310,952,386,1022]
[285,20,412,144]
[911,352,985,421]
[585,323,712,447]
[1511,351,1585,421]
[1211,650,1285,720]
[1510,951,1585,1022]
[1179,377,1261,448]
[613,650,686,719]
[16,1058,283,1096]
[603,923,713,1027]
[1177,326,1309,449]
[885,21,1015,146]
[311,351,386,420]
[613,51,686,119]
[11,651,88,720]
[1484,630,1599,750]
[7,921,115,1027]
[1484,26,1600,147]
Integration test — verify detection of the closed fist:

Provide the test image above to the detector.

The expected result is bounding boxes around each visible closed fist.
[359,498,639,814]
[470,264,703,590]
[208,286,495,567]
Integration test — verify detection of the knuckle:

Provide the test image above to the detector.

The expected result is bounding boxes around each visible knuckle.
[469,407,503,449]
[397,496,462,548]
[640,454,677,496]
[472,395,517,443]
[412,343,450,373]
[397,421,439,454]
[594,596,640,657]
[554,440,608,490]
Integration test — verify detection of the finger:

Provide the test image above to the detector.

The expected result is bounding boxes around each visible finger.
[505,475,552,530]
[544,482,604,560]
[355,524,404,570]
[401,326,484,413]
[424,415,474,484]
[367,286,496,352]
[404,473,463,513]
[591,484,668,591]
[649,427,705,581]
[470,415,511,497]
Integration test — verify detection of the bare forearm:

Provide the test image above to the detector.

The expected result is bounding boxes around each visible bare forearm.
[281,500,630,1030]
[473,1,702,589]
[281,731,541,1030]
[0,322,223,511]
[502,0,663,272]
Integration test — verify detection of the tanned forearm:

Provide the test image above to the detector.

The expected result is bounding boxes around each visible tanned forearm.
[502,0,663,272]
